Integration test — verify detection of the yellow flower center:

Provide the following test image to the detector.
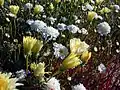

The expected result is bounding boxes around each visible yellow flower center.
[0,78,8,90]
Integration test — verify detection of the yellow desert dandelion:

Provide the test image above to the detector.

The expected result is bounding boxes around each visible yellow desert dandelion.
[61,53,81,69]
[0,72,23,90]
[70,38,89,55]
[81,51,91,64]
[31,40,43,57]
[23,36,37,56]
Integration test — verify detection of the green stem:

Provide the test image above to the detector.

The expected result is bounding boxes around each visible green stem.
[26,55,29,74]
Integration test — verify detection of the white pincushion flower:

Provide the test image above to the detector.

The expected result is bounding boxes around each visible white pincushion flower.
[67,25,79,33]
[45,26,60,40]
[27,20,47,32]
[98,63,106,73]
[72,83,86,90]
[0,72,23,90]
[24,3,33,10]
[46,77,60,90]
[53,42,68,59]
[97,22,111,36]
[57,23,67,31]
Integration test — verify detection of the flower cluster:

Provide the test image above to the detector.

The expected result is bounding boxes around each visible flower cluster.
[0,0,120,89]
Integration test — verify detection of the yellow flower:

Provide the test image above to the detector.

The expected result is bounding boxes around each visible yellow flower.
[49,3,54,10]
[96,0,104,4]
[9,5,19,15]
[30,62,45,77]
[55,0,60,3]
[23,36,37,56]
[100,7,111,14]
[0,0,4,6]
[88,11,97,21]
[31,40,43,57]
[81,51,91,64]
[0,72,23,90]
[70,38,89,55]
[34,5,44,14]
[62,53,81,69]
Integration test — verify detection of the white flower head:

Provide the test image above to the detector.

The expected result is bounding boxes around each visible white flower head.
[97,22,111,36]
[72,83,86,90]
[53,42,69,59]
[81,28,88,35]
[57,23,67,31]
[27,20,47,32]
[86,3,94,11]
[24,3,33,10]
[46,77,60,90]
[98,63,106,73]
[45,26,60,40]
[16,69,26,80]
[67,25,79,33]
[48,17,57,25]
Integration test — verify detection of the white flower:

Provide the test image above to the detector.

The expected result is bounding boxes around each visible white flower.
[16,69,26,80]
[61,17,67,22]
[67,25,79,33]
[86,3,94,11]
[53,42,68,59]
[57,23,67,31]
[45,26,59,40]
[81,28,88,35]
[75,19,80,24]
[72,83,86,90]
[0,72,23,90]
[46,77,60,90]
[94,14,103,20]
[48,17,57,25]
[94,47,98,52]
[73,15,78,20]
[97,22,111,36]
[98,63,106,73]
[27,20,47,32]
[24,3,33,10]
[26,19,34,25]
[113,5,120,12]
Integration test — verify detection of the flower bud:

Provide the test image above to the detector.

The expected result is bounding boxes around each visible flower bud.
[31,40,43,57]
[62,53,81,69]
[9,5,19,15]
[55,0,60,3]
[0,0,4,6]
[49,3,54,10]
[34,5,44,14]
[100,7,111,14]
[96,0,104,4]
[88,11,97,21]
[81,51,91,64]
[23,36,37,56]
